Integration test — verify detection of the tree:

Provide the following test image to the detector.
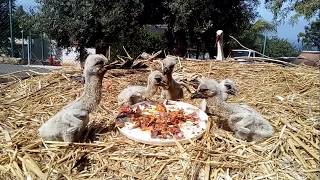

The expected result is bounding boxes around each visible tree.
[14,5,34,32]
[34,0,263,61]
[37,0,144,67]
[0,0,31,56]
[265,37,298,57]
[0,0,18,54]
[298,19,320,50]
[163,0,259,57]
[234,19,276,53]
[265,0,320,21]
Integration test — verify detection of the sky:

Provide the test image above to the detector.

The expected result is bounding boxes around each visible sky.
[16,0,311,48]
[257,2,311,48]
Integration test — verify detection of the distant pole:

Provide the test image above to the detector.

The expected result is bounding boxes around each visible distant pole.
[27,31,31,65]
[8,0,14,57]
[262,34,267,55]
[21,30,24,59]
[41,33,44,62]
[29,30,32,63]
[27,35,30,65]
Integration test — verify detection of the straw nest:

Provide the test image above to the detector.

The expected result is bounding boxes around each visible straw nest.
[0,60,319,180]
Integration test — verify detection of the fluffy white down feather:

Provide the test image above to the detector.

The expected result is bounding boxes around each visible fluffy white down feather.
[117,86,146,106]
[38,54,109,142]
[193,78,273,141]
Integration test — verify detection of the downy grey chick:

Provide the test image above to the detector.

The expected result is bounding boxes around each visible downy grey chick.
[117,70,167,106]
[161,56,184,100]
[191,79,273,141]
[219,79,237,101]
[39,54,110,142]
[197,78,236,112]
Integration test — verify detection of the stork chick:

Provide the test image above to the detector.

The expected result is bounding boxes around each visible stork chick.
[219,79,237,101]
[161,56,184,100]
[117,70,167,106]
[196,78,236,112]
[191,79,273,141]
[38,54,110,142]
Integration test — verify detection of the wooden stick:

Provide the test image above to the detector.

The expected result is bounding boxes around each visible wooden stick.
[288,132,319,160]
[152,163,167,180]
[239,57,298,67]
[229,35,269,58]
[229,35,297,66]
[122,46,132,59]
[208,60,213,75]
[108,46,111,61]
[117,55,126,62]
[146,50,162,61]
[287,138,308,168]
[4,81,58,104]
[177,56,182,68]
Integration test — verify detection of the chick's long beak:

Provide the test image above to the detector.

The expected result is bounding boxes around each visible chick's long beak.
[191,91,206,99]
[162,67,169,74]
[159,80,167,86]
[98,62,112,74]
[157,79,169,89]
[100,64,109,73]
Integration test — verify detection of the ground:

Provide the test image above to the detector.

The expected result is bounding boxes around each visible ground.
[0,60,319,179]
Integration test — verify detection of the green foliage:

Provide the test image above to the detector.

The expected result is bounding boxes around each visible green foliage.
[36,0,261,58]
[2,0,274,60]
[37,0,143,47]
[231,19,276,53]
[0,0,10,53]
[0,0,21,54]
[265,37,298,57]
[36,0,147,62]
[109,27,166,59]
[251,19,277,33]
[163,0,259,57]
[298,19,320,50]
[265,0,320,21]
[0,0,32,55]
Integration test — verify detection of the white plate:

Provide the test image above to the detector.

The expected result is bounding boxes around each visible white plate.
[117,100,208,145]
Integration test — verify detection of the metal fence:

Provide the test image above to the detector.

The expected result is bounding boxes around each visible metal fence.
[1,0,52,65]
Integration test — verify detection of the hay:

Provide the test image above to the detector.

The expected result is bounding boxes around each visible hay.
[0,60,319,179]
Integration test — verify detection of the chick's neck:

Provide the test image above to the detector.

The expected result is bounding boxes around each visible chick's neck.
[79,74,104,112]
[206,96,232,115]
[144,80,158,98]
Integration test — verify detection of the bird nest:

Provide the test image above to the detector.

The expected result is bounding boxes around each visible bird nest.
[0,60,319,179]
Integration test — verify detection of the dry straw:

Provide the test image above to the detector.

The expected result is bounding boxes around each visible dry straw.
[0,60,319,179]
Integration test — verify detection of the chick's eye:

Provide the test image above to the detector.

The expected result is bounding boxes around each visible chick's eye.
[95,61,104,66]
[154,77,161,82]
[200,88,208,92]
[225,84,232,89]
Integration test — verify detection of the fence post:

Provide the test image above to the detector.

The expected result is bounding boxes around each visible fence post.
[262,34,267,55]
[41,33,44,62]
[21,30,24,59]
[27,31,31,66]
[27,36,30,65]
[9,0,14,57]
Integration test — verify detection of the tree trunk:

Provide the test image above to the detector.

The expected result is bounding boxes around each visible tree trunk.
[165,14,176,55]
[174,30,187,57]
[204,35,215,59]
[79,46,87,69]
[165,29,175,54]
[95,40,108,56]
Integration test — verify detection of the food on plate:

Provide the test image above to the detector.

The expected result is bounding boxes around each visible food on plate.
[116,101,199,139]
